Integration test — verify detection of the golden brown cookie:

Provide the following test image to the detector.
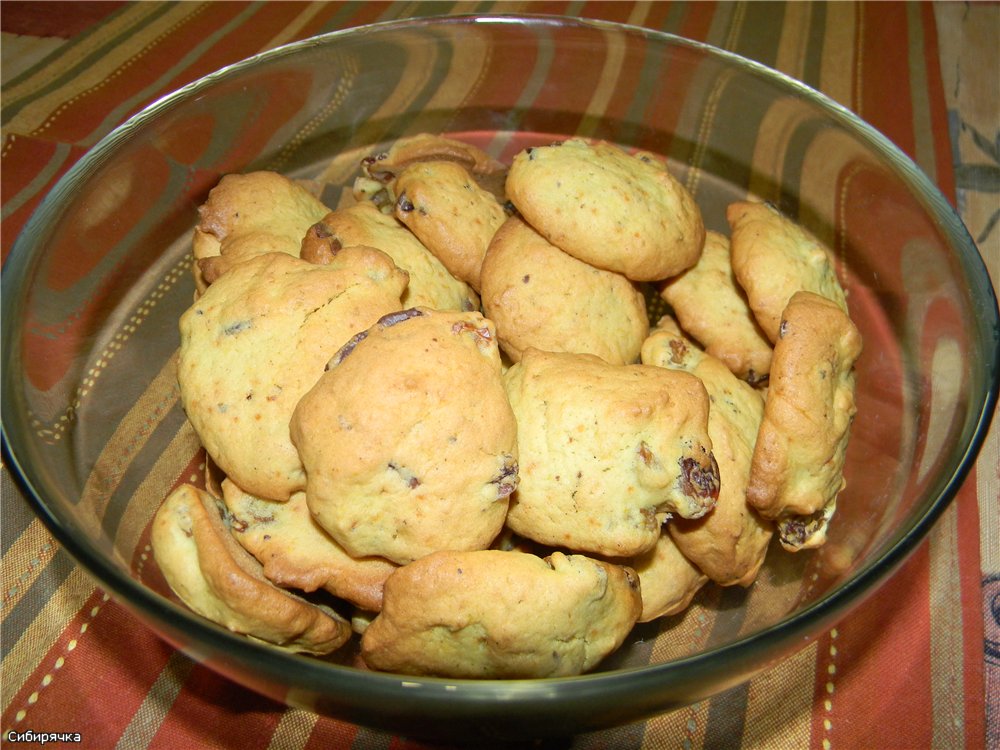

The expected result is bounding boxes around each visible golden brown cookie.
[290,308,518,565]
[621,532,708,622]
[480,216,649,365]
[307,201,479,311]
[393,160,507,290]
[177,250,407,501]
[221,480,396,612]
[746,291,862,551]
[506,138,705,281]
[727,201,848,343]
[659,230,773,385]
[503,348,718,557]
[151,484,351,655]
[193,171,330,293]
[641,317,773,586]
[353,133,507,211]
[360,549,641,677]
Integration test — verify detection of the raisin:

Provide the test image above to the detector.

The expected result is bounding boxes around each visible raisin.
[327,330,369,369]
[490,455,519,499]
[378,308,424,328]
[397,193,415,213]
[679,454,720,501]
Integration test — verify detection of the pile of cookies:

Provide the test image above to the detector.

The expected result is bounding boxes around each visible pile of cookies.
[152,134,862,678]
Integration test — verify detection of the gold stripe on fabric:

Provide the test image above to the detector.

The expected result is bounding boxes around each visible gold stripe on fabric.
[774,0,812,81]
[641,601,719,747]
[29,257,190,445]
[685,67,738,200]
[566,4,650,138]
[575,27,629,140]
[797,129,870,251]
[722,1,748,52]
[257,2,329,53]
[817,2,857,110]
[78,353,180,526]
[4,3,207,138]
[684,0,747,199]
[266,708,319,750]
[642,699,711,749]
[0,568,98,711]
[0,34,67,86]
[747,98,814,203]
[928,504,966,749]
[1,2,167,105]
[112,651,196,750]
[317,28,491,186]
[1,519,58,617]
[740,642,817,748]
[114,420,202,563]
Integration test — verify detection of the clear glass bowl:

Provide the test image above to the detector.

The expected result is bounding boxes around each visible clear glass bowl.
[2,15,997,741]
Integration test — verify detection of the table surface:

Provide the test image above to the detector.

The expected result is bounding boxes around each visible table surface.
[2,2,997,748]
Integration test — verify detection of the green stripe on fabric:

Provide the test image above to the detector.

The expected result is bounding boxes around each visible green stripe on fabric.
[905,2,937,185]
[80,2,271,148]
[0,547,78,662]
[0,2,179,126]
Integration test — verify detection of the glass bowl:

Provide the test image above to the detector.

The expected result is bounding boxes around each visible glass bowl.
[2,14,997,741]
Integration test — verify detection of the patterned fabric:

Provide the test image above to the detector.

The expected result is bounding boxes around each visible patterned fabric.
[2,2,996,748]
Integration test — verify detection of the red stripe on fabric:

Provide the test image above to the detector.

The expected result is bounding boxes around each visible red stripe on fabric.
[291,2,392,41]
[677,1,718,42]
[0,1,128,38]
[147,663,284,750]
[0,593,177,745]
[29,2,323,147]
[858,4,916,160]
[1,138,88,265]
[818,544,934,749]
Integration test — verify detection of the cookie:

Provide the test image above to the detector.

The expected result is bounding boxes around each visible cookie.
[360,549,641,677]
[177,249,407,501]
[151,484,351,654]
[621,532,708,622]
[746,291,862,551]
[479,216,649,365]
[353,133,507,211]
[727,200,849,343]
[505,138,705,281]
[503,348,719,557]
[659,230,773,385]
[641,317,773,586]
[290,308,518,565]
[394,160,508,290]
[193,171,330,293]
[221,480,396,612]
[304,201,479,312]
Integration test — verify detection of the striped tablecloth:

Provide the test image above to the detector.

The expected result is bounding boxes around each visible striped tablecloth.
[2,3,997,748]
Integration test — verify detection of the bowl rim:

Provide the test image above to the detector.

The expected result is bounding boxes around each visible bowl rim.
[3,10,999,715]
